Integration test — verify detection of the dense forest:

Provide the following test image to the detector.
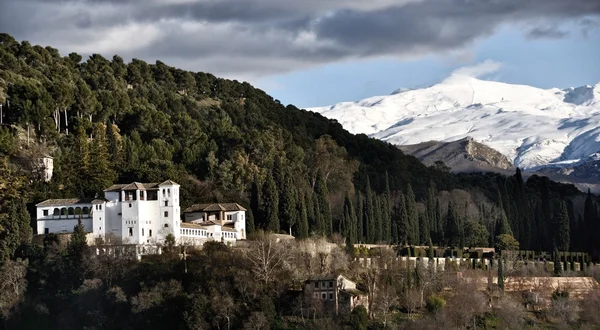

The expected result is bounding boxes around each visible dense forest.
[2,33,600,329]
[1,33,600,255]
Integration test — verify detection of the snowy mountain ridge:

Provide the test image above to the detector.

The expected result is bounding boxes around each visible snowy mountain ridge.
[308,76,600,172]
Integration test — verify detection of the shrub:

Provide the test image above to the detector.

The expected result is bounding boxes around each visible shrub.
[426,295,446,314]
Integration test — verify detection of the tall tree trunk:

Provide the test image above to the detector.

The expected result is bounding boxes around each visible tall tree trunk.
[63,108,69,135]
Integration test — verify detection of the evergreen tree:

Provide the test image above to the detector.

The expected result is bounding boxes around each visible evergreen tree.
[315,171,332,236]
[445,201,461,247]
[297,192,309,239]
[498,255,504,292]
[556,201,570,252]
[262,175,280,233]
[365,177,375,243]
[343,193,357,245]
[312,191,323,235]
[405,184,418,244]
[428,238,435,260]
[374,195,383,243]
[584,189,598,253]
[356,190,364,243]
[396,195,409,245]
[106,121,122,167]
[88,122,116,196]
[246,209,256,235]
[250,182,261,227]
[280,175,298,236]
[382,172,392,242]
[419,212,429,245]
[434,199,443,244]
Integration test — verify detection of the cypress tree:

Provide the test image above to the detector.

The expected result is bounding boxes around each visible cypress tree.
[356,190,364,243]
[498,255,504,292]
[246,209,256,235]
[106,121,122,167]
[88,122,116,196]
[374,195,383,243]
[446,201,460,247]
[365,177,375,243]
[419,212,429,245]
[435,199,443,244]
[428,238,435,260]
[306,190,315,233]
[382,172,392,242]
[398,195,409,245]
[315,171,332,236]
[250,181,261,227]
[405,184,418,244]
[343,193,357,245]
[584,189,598,253]
[280,175,298,236]
[262,175,280,233]
[297,192,309,239]
[312,191,323,235]
[556,201,570,252]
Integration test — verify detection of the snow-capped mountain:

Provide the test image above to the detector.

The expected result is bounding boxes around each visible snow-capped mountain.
[308,76,600,173]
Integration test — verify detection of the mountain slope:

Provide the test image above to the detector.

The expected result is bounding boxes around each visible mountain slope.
[309,76,600,174]
[397,136,514,172]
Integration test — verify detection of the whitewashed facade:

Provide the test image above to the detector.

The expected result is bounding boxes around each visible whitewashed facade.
[35,181,247,247]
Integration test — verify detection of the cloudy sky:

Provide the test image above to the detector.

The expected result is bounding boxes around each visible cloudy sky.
[1,0,599,107]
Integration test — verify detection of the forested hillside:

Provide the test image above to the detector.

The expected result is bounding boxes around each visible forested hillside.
[0,33,599,257]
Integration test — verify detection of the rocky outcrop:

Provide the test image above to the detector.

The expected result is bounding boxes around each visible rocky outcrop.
[397,136,514,173]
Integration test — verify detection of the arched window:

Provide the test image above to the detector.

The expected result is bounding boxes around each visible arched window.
[75,207,82,215]
[53,208,60,216]
[68,207,75,215]
[82,207,89,215]
[61,208,67,216]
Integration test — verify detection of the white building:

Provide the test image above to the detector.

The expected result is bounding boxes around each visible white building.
[35,181,247,247]
[182,203,247,243]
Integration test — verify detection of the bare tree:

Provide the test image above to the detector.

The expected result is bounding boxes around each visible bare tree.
[0,259,28,320]
[244,233,291,292]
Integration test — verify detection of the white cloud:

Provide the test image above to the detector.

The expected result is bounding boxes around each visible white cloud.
[450,60,503,78]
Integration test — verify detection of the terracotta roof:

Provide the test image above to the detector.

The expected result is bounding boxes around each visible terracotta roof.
[184,203,247,213]
[91,199,107,204]
[181,222,237,232]
[307,274,340,281]
[104,182,161,191]
[36,198,95,207]
[181,222,205,229]
[341,288,367,296]
[159,180,179,186]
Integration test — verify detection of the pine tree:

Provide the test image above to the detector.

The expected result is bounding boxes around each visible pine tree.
[556,201,570,252]
[246,209,256,235]
[262,175,280,233]
[315,171,332,236]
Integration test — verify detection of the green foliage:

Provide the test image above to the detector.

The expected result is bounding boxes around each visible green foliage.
[262,175,280,233]
[349,305,369,330]
[425,295,446,314]
[496,234,520,251]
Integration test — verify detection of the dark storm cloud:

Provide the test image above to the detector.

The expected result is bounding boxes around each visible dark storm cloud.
[527,26,570,39]
[1,0,599,78]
